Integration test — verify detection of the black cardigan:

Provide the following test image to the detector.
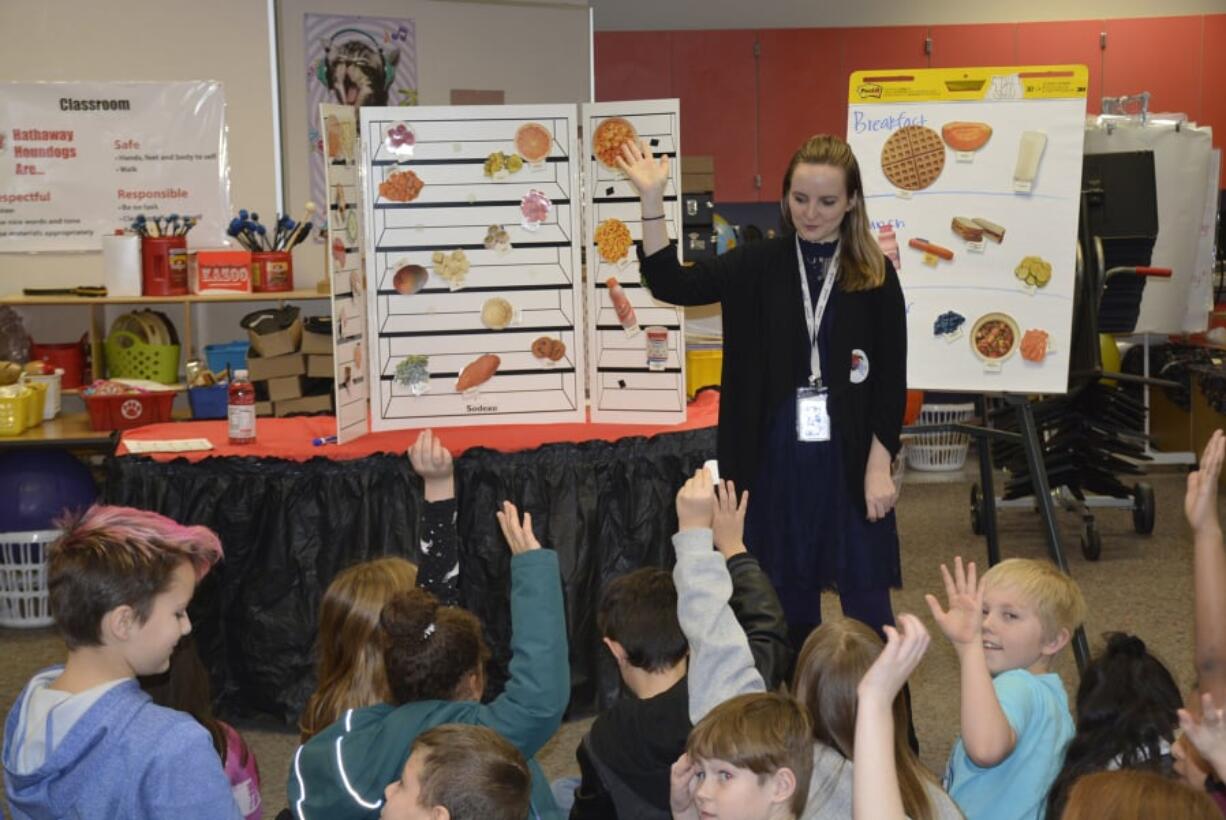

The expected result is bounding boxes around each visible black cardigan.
[639,236,907,515]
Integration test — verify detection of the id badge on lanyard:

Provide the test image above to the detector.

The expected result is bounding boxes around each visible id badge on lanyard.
[796,236,838,444]
[796,384,831,442]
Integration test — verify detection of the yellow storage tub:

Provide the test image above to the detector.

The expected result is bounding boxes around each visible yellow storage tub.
[0,386,30,436]
[686,348,723,400]
[23,381,46,429]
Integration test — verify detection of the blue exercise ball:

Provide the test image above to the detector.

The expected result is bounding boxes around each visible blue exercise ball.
[0,449,97,532]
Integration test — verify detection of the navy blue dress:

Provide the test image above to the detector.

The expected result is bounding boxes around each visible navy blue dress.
[742,238,900,627]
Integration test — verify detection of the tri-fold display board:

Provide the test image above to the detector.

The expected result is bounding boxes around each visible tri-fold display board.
[847,66,1088,394]
[345,99,685,434]
[319,104,369,444]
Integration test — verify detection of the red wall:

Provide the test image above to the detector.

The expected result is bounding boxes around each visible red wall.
[595,14,1226,201]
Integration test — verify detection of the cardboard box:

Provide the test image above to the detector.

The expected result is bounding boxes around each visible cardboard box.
[191,249,252,294]
[681,173,715,194]
[1149,383,1192,453]
[1192,368,1226,457]
[275,393,333,417]
[682,156,714,174]
[247,316,302,358]
[267,375,304,402]
[246,353,305,382]
[308,354,334,378]
[301,329,333,355]
[254,401,274,417]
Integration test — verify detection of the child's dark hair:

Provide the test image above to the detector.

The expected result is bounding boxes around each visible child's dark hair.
[597,568,687,672]
[49,505,222,649]
[140,635,227,760]
[411,725,531,820]
[1045,633,1182,818]
[381,587,489,703]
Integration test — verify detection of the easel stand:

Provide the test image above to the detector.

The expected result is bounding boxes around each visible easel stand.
[908,392,1091,673]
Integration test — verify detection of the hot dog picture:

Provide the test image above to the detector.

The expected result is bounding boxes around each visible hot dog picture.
[908,237,954,261]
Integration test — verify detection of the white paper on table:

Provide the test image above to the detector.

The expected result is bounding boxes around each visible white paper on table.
[123,438,215,453]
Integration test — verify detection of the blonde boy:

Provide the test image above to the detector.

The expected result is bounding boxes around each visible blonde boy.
[926,557,1087,820]
[670,692,814,820]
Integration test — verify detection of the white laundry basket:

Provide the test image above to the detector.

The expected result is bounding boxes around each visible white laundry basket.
[0,530,60,628]
[906,403,976,472]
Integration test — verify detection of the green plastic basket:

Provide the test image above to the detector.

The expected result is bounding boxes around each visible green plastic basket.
[104,330,180,385]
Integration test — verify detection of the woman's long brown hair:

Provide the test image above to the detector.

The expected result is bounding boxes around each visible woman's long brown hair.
[781,134,886,292]
[298,556,418,740]
[792,618,938,820]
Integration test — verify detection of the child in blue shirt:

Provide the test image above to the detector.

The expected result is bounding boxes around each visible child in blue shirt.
[926,556,1087,820]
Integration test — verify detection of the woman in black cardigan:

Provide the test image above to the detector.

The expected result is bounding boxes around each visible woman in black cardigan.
[620,134,907,645]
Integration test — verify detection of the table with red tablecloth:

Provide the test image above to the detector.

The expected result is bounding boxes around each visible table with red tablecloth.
[105,391,720,722]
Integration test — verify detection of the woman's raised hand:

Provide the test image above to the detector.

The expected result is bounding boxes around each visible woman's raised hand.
[616,138,670,202]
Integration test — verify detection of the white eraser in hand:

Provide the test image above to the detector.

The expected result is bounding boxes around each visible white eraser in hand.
[703,459,720,484]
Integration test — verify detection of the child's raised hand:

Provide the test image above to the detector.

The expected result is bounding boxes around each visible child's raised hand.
[858,613,930,704]
[924,557,984,650]
[408,429,454,502]
[1185,429,1224,534]
[668,753,700,820]
[1180,692,1226,778]
[712,480,749,558]
[675,468,716,532]
[495,501,541,555]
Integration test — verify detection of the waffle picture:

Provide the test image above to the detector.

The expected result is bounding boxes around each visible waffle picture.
[880,126,946,191]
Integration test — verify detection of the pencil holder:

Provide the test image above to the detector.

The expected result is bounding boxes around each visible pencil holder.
[141,236,189,296]
[252,251,293,293]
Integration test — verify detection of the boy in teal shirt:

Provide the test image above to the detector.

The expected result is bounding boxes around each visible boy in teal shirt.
[927,557,1087,820]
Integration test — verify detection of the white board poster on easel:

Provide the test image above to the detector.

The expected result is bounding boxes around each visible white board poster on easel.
[320,104,369,443]
[582,100,687,424]
[358,104,586,431]
[847,66,1088,394]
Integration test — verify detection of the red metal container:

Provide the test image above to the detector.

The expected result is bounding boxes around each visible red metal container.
[141,236,189,296]
[31,341,86,389]
[251,251,293,292]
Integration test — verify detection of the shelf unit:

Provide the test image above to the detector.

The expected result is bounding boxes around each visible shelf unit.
[2,289,330,386]
[1,288,332,445]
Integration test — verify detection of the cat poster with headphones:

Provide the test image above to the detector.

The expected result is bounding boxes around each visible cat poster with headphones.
[304,14,418,232]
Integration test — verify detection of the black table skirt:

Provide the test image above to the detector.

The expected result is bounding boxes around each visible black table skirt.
[105,427,716,724]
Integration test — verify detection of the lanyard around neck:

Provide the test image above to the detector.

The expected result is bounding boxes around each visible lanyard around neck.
[795,235,840,385]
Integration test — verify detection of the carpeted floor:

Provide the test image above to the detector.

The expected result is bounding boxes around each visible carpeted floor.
[0,468,1203,818]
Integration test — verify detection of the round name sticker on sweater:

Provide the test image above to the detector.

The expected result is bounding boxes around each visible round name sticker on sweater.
[850,349,870,384]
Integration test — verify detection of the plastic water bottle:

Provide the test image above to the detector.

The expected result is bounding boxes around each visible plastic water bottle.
[227,369,257,445]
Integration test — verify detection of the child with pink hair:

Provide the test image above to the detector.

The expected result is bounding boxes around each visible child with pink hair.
[2,505,242,819]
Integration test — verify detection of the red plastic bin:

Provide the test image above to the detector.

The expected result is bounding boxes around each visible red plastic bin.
[83,391,175,431]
